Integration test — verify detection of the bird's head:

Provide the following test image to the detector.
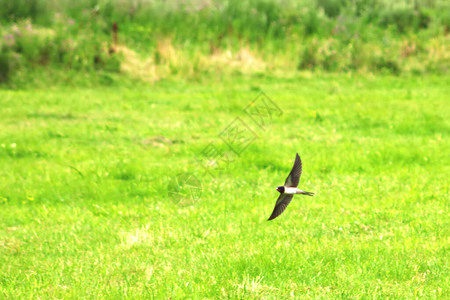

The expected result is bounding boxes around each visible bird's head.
[276,186,285,193]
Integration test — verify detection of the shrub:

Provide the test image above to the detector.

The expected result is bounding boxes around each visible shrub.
[371,55,400,75]
[0,0,46,22]
[348,37,368,71]
[0,18,120,82]
[301,9,331,37]
[379,9,431,33]
[298,39,319,70]
[0,52,11,83]
[316,0,344,18]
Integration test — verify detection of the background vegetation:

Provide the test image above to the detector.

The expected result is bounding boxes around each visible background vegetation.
[0,1,449,298]
[0,0,449,86]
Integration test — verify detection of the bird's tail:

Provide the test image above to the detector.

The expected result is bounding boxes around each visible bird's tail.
[299,190,314,196]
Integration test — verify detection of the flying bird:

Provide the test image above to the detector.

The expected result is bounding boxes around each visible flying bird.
[268,153,314,221]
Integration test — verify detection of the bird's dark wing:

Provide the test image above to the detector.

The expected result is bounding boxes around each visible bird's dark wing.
[284,153,302,187]
[268,194,294,221]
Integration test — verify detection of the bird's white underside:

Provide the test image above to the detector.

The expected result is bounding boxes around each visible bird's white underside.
[284,187,300,194]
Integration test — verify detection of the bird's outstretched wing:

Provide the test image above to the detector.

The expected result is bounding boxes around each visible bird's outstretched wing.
[284,153,302,187]
[268,194,294,221]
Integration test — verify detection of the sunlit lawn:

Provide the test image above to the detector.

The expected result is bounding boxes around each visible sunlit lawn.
[0,73,448,298]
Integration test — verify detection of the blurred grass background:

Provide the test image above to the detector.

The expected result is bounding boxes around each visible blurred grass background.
[1,1,449,298]
[0,0,449,86]
[1,74,448,298]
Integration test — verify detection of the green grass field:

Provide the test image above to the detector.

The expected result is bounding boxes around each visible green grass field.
[0,73,448,298]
